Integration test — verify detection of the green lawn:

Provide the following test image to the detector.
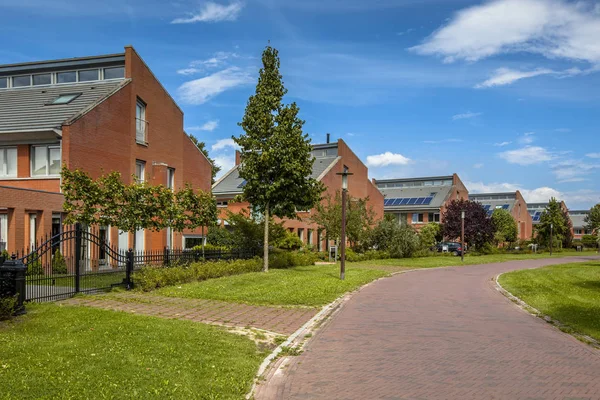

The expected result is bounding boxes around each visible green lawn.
[0,304,266,399]
[499,261,600,341]
[155,265,388,307]
[352,250,595,273]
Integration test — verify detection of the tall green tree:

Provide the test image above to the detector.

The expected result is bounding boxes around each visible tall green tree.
[189,134,221,184]
[419,222,442,249]
[234,46,324,271]
[585,204,600,248]
[491,208,518,245]
[536,197,570,248]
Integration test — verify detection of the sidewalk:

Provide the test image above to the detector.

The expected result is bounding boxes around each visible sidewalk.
[63,292,318,335]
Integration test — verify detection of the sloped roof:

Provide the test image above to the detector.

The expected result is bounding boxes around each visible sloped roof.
[470,192,517,212]
[379,185,452,210]
[212,156,340,196]
[569,211,589,228]
[0,80,127,133]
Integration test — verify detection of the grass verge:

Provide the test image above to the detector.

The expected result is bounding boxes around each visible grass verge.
[352,250,595,272]
[0,304,266,399]
[498,261,600,341]
[155,265,388,307]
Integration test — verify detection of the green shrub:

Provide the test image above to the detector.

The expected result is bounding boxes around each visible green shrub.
[26,258,44,276]
[273,230,304,250]
[192,244,229,252]
[52,249,67,275]
[1,249,9,261]
[0,295,18,320]
[133,258,264,292]
[269,250,319,269]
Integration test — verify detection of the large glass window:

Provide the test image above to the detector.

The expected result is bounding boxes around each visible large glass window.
[412,213,424,224]
[0,147,17,177]
[78,69,99,82]
[31,144,61,176]
[135,160,145,182]
[33,73,51,86]
[104,67,124,80]
[13,75,31,87]
[57,71,77,83]
[0,77,7,89]
[428,213,441,223]
[136,99,147,143]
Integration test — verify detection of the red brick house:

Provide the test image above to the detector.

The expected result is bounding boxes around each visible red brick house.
[469,191,533,240]
[373,174,469,229]
[211,138,384,251]
[0,46,212,254]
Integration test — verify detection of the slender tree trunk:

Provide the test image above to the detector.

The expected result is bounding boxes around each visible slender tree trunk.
[263,204,269,272]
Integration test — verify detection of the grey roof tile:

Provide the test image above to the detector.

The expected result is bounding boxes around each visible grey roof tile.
[569,211,589,228]
[0,80,127,133]
[379,185,451,210]
[213,156,339,196]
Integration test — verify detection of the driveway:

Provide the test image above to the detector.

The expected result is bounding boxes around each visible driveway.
[258,256,600,400]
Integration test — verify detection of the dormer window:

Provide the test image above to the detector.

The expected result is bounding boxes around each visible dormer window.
[78,69,98,82]
[32,73,51,86]
[12,75,31,87]
[104,67,124,80]
[57,71,77,84]
[0,78,6,88]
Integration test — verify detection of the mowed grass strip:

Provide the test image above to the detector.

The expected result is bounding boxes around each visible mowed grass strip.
[0,304,266,400]
[353,250,595,272]
[499,261,600,341]
[155,265,388,307]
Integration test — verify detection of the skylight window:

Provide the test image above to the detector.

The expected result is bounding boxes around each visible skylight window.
[49,93,81,105]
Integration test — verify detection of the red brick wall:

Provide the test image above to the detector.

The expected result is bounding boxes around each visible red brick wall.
[513,191,533,240]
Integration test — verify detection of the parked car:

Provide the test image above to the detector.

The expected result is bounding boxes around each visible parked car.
[433,242,464,256]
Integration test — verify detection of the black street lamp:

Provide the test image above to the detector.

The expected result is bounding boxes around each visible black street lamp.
[461,210,465,262]
[550,222,553,256]
[337,168,353,280]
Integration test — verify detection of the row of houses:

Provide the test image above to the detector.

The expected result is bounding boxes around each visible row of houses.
[0,47,594,256]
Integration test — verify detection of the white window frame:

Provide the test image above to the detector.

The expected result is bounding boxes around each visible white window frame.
[167,167,175,189]
[136,99,147,144]
[0,147,17,177]
[30,144,61,177]
[412,213,424,224]
[135,160,145,183]
[0,214,7,252]
[29,213,37,249]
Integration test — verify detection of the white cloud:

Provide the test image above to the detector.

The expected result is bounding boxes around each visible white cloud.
[494,141,512,147]
[473,163,484,169]
[519,132,535,145]
[411,0,600,65]
[177,67,201,76]
[475,68,555,88]
[187,120,219,132]
[452,111,482,120]
[366,152,412,167]
[211,138,239,151]
[552,159,600,183]
[498,146,554,165]
[172,1,244,24]
[177,52,240,75]
[177,67,253,105]
[213,155,235,176]
[586,153,600,159]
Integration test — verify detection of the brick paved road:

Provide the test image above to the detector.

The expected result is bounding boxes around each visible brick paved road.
[260,256,600,400]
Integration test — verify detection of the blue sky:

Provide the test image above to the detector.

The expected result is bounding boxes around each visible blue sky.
[1,0,599,208]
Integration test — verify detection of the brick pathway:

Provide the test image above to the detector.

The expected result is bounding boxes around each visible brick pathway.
[63,293,318,335]
[258,256,600,400]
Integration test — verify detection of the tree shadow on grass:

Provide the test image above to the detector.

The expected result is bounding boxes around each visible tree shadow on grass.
[546,304,600,341]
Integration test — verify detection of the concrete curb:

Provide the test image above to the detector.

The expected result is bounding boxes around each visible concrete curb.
[495,272,600,350]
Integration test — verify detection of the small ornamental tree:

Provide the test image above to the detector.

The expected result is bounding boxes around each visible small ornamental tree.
[442,199,494,250]
[585,204,600,249]
[491,208,518,245]
[536,198,570,248]
[419,222,442,249]
[235,46,324,271]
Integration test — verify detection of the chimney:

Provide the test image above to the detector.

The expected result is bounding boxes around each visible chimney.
[326,133,330,144]
[235,150,241,166]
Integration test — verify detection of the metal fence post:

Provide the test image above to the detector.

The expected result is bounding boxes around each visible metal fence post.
[125,249,134,290]
[0,255,27,315]
[163,247,169,266]
[74,223,82,294]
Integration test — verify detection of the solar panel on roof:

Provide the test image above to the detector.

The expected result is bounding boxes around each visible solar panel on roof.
[384,199,393,206]
[392,198,402,206]
[423,197,433,205]
[407,198,417,205]
[502,204,510,209]
[487,210,493,216]
[483,205,491,210]
[400,198,410,205]
[416,197,426,205]
[237,180,247,188]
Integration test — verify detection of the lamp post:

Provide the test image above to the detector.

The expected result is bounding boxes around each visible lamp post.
[336,168,353,280]
[550,222,553,256]
[461,210,465,262]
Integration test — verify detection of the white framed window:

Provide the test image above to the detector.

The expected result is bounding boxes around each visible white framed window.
[135,229,145,252]
[217,201,229,208]
[298,228,304,242]
[78,69,99,82]
[428,213,441,223]
[31,144,61,177]
[136,99,147,144]
[135,160,145,182]
[412,213,424,224]
[0,147,17,177]
[13,75,31,87]
[0,214,7,252]
[167,168,175,189]
[0,77,7,89]
[29,214,37,249]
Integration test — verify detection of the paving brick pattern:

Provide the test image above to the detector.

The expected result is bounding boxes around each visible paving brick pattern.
[63,293,318,335]
[260,256,600,400]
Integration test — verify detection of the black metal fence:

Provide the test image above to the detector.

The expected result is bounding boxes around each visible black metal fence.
[1,224,256,303]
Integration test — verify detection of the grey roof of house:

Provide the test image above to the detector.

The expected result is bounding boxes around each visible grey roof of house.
[569,211,589,228]
[469,192,517,212]
[212,156,340,196]
[471,198,517,212]
[375,175,454,185]
[380,185,452,211]
[0,53,125,76]
[0,80,127,133]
